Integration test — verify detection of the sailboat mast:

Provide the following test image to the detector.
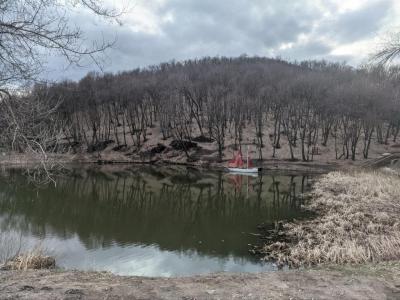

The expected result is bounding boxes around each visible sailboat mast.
[247,145,249,169]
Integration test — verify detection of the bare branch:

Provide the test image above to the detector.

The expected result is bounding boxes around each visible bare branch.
[370,31,400,65]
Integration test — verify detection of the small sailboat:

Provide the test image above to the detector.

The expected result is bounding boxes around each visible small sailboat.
[227,146,261,173]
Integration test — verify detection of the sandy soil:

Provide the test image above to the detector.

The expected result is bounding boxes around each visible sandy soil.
[1,264,399,300]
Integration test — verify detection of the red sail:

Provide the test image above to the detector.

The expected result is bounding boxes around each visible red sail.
[228,151,244,168]
[228,149,254,169]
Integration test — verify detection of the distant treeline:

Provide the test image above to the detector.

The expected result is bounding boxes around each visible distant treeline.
[2,56,400,161]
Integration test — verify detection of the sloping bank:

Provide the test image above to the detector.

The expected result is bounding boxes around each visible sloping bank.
[260,170,400,267]
[0,264,399,300]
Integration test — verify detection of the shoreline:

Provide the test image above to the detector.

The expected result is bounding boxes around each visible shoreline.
[0,152,350,175]
[1,263,399,299]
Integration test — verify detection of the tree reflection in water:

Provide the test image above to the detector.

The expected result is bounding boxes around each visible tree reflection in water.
[0,166,313,274]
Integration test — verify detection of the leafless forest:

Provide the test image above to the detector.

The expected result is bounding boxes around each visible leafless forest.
[2,57,400,162]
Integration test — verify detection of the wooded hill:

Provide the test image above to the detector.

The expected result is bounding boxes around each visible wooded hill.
[3,56,400,162]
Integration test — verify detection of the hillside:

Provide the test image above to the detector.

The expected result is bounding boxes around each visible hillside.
[1,57,399,170]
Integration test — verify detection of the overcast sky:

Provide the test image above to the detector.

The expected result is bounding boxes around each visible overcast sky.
[45,0,400,81]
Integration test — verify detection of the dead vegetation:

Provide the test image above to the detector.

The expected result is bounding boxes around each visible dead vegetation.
[1,251,55,271]
[0,233,55,271]
[260,170,400,267]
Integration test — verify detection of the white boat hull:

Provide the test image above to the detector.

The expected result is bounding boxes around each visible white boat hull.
[227,167,260,173]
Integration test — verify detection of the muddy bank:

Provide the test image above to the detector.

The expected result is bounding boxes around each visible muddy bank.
[1,115,398,175]
[1,134,398,174]
[1,264,399,300]
[0,151,348,175]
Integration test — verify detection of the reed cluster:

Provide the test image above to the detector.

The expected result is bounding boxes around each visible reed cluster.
[262,170,400,267]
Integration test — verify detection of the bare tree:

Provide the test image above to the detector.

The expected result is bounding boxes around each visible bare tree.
[6,55,399,172]
[0,0,122,183]
[372,32,400,65]
[0,0,122,87]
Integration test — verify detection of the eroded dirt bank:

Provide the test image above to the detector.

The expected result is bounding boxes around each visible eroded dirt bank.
[1,264,400,300]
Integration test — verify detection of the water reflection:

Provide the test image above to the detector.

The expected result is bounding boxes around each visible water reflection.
[0,166,312,276]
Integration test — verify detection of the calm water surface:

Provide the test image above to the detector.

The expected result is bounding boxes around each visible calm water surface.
[0,166,312,276]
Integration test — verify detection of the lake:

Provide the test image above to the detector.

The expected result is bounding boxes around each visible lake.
[0,166,312,277]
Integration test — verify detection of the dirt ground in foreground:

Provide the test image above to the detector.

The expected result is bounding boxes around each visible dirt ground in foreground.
[1,264,399,300]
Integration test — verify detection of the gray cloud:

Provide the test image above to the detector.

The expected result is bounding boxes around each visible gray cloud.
[280,41,333,61]
[318,0,392,43]
[161,1,317,47]
[42,0,397,81]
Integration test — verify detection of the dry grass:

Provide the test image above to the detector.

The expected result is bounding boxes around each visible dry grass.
[262,170,400,267]
[0,232,55,270]
[2,249,55,271]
